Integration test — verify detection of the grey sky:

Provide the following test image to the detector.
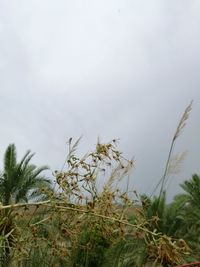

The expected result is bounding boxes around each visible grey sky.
[0,1,200,200]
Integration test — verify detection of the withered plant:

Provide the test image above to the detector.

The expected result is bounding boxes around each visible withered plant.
[0,137,191,266]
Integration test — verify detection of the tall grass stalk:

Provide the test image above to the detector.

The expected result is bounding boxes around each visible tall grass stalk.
[152,101,193,200]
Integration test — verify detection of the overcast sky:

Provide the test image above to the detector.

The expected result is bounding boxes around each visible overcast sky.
[0,1,200,200]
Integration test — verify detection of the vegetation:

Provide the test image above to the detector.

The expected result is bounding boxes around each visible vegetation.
[0,144,51,205]
[0,144,52,266]
[0,103,199,266]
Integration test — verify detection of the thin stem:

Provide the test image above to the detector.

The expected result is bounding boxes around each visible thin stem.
[0,200,158,236]
[159,138,175,198]
[0,200,50,210]
[43,203,159,236]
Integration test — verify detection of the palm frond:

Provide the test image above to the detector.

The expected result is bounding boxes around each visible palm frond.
[3,144,16,176]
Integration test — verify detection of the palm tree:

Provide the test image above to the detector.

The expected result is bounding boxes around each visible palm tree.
[141,192,184,237]
[176,174,200,259]
[0,144,52,266]
[0,144,51,205]
[180,174,200,208]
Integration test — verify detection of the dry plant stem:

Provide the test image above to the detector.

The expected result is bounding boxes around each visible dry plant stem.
[0,200,51,210]
[42,203,158,236]
[30,217,50,226]
[0,200,158,236]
